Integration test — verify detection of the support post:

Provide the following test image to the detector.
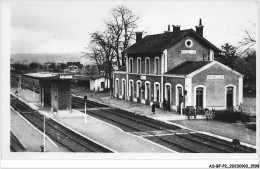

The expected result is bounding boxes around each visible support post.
[43,116,46,152]
[84,95,88,124]
[85,102,87,124]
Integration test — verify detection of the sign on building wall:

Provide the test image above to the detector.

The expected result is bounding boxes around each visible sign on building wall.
[181,50,196,54]
[140,75,146,80]
[60,74,73,79]
[207,75,224,80]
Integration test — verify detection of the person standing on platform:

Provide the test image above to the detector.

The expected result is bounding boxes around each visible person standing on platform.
[152,102,156,115]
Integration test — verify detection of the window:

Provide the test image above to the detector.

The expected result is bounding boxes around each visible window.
[155,57,159,75]
[196,87,203,109]
[185,39,193,48]
[115,79,119,95]
[154,83,160,102]
[145,57,150,74]
[122,80,126,96]
[136,81,142,98]
[226,87,234,109]
[146,83,150,100]
[129,80,134,97]
[101,82,105,89]
[129,58,133,73]
[137,58,141,74]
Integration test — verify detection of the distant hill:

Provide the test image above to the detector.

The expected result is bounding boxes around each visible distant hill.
[11,53,95,65]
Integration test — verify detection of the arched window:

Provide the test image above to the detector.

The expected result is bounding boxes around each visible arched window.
[225,84,236,110]
[115,78,119,95]
[137,57,141,74]
[154,82,160,102]
[136,80,142,98]
[194,85,206,109]
[145,81,151,100]
[129,79,134,97]
[122,79,126,97]
[154,57,159,75]
[145,57,150,74]
[129,58,133,73]
[176,84,184,113]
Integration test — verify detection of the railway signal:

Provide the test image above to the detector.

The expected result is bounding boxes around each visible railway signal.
[84,95,88,124]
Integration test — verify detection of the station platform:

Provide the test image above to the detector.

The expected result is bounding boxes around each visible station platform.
[70,89,205,121]
[10,88,173,153]
[11,109,69,152]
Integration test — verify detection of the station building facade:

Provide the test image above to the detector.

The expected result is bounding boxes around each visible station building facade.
[113,20,243,113]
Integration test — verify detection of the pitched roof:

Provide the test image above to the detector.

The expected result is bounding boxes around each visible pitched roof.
[165,61,211,75]
[125,29,220,54]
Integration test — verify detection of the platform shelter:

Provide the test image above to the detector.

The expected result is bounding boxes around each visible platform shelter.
[23,73,73,110]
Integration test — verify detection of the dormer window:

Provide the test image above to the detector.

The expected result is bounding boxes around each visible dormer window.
[145,57,150,74]
[185,39,193,48]
[137,57,141,74]
[129,58,133,73]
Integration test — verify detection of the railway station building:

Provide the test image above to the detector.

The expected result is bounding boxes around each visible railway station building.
[113,19,243,113]
[23,73,73,110]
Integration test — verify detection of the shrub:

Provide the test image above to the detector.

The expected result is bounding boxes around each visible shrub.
[247,123,256,131]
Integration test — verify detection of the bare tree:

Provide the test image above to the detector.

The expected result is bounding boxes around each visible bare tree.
[83,43,105,75]
[90,31,116,79]
[106,6,139,68]
[238,21,256,54]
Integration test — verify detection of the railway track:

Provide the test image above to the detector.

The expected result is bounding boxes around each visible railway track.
[11,73,40,93]
[72,96,109,108]
[71,96,256,153]
[10,95,113,153]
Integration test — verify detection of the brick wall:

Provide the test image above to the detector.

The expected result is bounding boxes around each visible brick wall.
[167,34,210,71]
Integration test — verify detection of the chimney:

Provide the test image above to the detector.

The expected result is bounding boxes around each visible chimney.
[136,32,143,43]
[195,18,204,37]
[164,25,171,33]
[172,25,181,34]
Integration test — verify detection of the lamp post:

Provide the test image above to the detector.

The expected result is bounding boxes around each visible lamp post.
[19,75,21,90]
[33,82,35,98]
[84,95,88,124]
[43,116,46,152]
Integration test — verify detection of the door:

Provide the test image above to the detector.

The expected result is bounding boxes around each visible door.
[226,87,233,110]
[146,83,150,100]
[177,87,183,113]
[138,83,141,103]
[156,85,160,102]
[123,81,126,98]
[166,85,171,110]
[196,87,203,109]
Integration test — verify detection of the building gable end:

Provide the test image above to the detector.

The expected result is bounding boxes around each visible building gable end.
[187,61,243,77]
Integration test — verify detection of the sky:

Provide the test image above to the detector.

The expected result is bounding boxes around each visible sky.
[11,1,257,54]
